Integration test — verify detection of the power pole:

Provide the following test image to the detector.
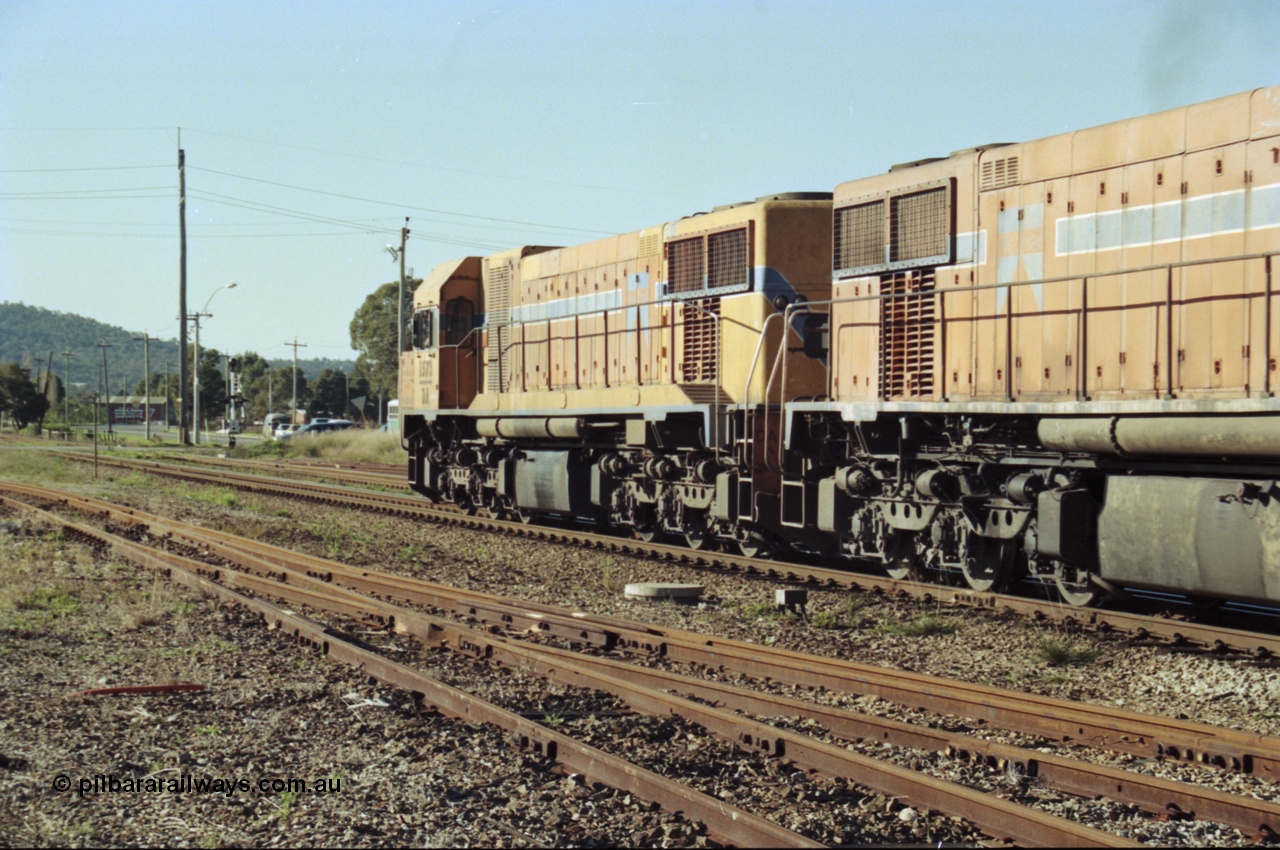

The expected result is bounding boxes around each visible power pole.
[32,356,45,433]
[165,361,171,429]
[189,312,209,443]
[397,218,410,357]
[133,332,153,440]
[178,139,190,445]
[62,349,76,426]
[283,337,307,424]
[97,342,113,435]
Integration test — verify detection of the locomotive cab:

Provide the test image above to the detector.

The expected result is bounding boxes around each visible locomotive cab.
[403,256,483,412]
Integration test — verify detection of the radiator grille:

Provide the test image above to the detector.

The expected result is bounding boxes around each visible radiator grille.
[638,231,661,257]
[879,270,936,399]
[667,237,705,294]
[890,187,948,264]
[707,228,748,290]
[833,200,884,273]
[486,263,511,393]
[680,298,720,384]
[980,156,1019,191]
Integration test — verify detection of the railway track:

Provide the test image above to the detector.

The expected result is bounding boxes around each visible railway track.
[140,452,406,488]
[3,481,1279,846]
[56,450,1280,659]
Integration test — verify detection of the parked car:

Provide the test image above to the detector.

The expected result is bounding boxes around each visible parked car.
[273,422,300,439]
[281,420,358,439]
[263,413,290,437]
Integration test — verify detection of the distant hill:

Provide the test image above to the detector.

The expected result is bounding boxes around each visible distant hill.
[0,302,353,393]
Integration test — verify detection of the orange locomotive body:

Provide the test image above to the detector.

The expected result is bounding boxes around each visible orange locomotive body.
[403,86,1280,607]
[402,194,834,553]
[789,86,1280,603]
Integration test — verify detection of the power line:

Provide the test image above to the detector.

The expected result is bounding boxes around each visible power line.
[188,165,611,236]
[182,126,699,201]
[187,189,397,234]
[0,165,170,173]
[0,185,173,195]
[0,226,376,239]
[0,193,172,202]
[188,190,512,250]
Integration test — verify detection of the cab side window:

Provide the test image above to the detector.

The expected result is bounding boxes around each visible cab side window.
[444,298,474,346]
[413,309,435,349]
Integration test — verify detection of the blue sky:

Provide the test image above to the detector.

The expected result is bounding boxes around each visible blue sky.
[2,0,1277,362]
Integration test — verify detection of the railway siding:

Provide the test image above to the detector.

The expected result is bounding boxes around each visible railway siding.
[2,481,1280,844]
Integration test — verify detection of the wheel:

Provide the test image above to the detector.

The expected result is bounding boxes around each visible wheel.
[881,532,919,580]
[884,560,920,581]
[635,525,659,543]
[1053,561,1101,607]
[455,492,479,516]
[682,514,714,550]
[735,533,772,559]
[962,538,1020,593]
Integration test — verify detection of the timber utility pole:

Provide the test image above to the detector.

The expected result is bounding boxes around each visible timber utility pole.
[62,349,75,426]
[283,337,307,425]
[398,218,409,357]
[385,218,411,358]
[178,139,190,445]
[97,342,113,435]
[133,332,153,440]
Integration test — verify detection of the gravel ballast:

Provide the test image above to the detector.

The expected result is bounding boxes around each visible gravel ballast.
[1,460,1277,846]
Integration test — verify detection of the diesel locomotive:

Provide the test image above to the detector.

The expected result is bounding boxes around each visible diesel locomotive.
[400,85,1280,607]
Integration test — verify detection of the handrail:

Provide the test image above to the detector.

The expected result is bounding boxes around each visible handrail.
[460,293,728,444]
[801,249,1278,407]
[761,325,792,473]
[805,250,1278,314]
[776,303,829,471]
[739,313,785,479]
[416,294,728,449]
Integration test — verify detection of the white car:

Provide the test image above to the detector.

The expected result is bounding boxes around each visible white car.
[273,423,299,439]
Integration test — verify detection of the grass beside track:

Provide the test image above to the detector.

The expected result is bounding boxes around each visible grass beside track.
[241,429,405,465]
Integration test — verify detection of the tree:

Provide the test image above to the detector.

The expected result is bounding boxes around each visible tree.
[307,368,351,419]
[347,372,372,422]
[349,281,410,402]
[192,347,227,430]
[274,365,311,418]
[0,363,51,431]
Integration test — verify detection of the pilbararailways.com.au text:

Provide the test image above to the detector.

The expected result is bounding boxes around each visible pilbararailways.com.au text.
[53,773,342,798]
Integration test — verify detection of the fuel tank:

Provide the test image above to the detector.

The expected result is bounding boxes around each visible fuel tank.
[1097,475,1280,602]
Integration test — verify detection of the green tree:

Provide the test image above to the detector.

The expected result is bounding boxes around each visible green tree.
[347,372,372,421]
[272,365,311,419]
[193,347,227,430]
[0,363,51,431]
[349,281,408,403]
[132,372,158,395]
[308,368,353,419]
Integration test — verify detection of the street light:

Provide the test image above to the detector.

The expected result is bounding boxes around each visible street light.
[189,282,237,445]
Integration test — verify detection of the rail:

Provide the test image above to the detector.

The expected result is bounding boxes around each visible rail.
[48,451,1280,659]
[14,481,1280,844]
